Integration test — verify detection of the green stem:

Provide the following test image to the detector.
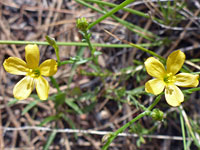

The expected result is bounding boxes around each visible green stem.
[147,94,162,110]
[102,95,162,149]
[82,30,99,65]
[94,0,157,41]
[0,40,161,48]
[180,107,200,147]
[76,0,163,60]
[76,0,159,41]
[87,0,135,29]
[49,76,61,93]
[183,87,200,94]
[179,107,187,150]
[45,36,61,65]
[102,111,149,150]
[0,40,164,60]
[87,0,148,18]
[129,43,165,62]
[43,130,57,150]
[83,31,95,54]
[55,48,61,66]
[67,47,85,87]
[85,0,163,24]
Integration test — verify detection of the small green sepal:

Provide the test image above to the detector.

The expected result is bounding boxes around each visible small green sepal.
[76,17,89,32]
[150,108,164,121]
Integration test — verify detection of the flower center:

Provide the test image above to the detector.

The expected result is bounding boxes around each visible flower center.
[28,69,41,78]
[163,73,176,84]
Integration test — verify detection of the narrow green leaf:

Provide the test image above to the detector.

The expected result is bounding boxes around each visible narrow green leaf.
[65,98,83,114]
[45,36,57,46]
[8,98,18,106]
[22,100,38,115]
[43,130,57,150]
[61,114,76,129]
[82,102,96,113]
[49,76,60,92]
[45,35,60,64]
[39,116,59,126]
[54,92,66,108]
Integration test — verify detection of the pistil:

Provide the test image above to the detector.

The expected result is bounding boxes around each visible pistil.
[28,69,41,78]
[163,73,176,85]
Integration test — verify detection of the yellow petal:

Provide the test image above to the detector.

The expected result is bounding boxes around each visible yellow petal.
[165,85,184,107]
[39,59,57,76]
[3,57,28,75]
[145,79,165,95]
[35,77,49,100]
[13,76,34,100]
[25,44,40,69]
[175,73,199,87]
[166,50,185,75]
[144,57,166,78]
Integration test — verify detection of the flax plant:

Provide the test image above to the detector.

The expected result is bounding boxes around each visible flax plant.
[3,44,57,100]
[1,0,200,150]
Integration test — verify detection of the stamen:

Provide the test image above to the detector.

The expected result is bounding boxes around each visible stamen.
[28,69,41,78]
[163,73,176,84]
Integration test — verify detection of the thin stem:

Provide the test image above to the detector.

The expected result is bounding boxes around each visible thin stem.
[55,47,61,66]
[87,0,135,29]
[83,31,95,54]
[85,0,163,24]
[49,76,61,93]
[67,47,85,87]
[82,30,99,65]
[102,95,162,149]
[181,107,200,147]
[129,43,165,62]
[76,0,158,41]
[179,107,187,150]
[75,0,103,14]
[103,29,164,61]
[102,111,149,150]
[0,40,161,48]
[87,0,148,18]
[147,94,162,110]
[45,36,61,65]
[183,87,200,94]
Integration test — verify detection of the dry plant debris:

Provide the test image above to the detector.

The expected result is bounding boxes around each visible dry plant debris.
[0,0,200,150]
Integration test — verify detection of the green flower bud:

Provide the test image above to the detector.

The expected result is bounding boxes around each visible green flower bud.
[102,133,112,144]
[45,35,56,46]
[150,108,164,121]
[76,17,89,32]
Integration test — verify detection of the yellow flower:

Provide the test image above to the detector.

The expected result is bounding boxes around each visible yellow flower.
[145,50,199,107]
[3,44,57,100]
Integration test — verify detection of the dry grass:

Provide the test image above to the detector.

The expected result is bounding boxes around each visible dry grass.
[0,0,200,150]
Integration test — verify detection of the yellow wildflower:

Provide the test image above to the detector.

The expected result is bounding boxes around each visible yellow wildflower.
[3,44,57,100]
[145,50,199,107]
